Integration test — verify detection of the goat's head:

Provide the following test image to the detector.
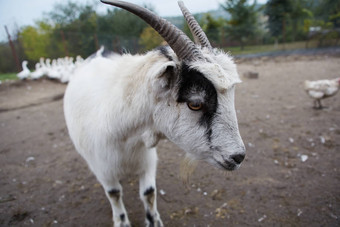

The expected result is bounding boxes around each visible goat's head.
[101,0,246,171]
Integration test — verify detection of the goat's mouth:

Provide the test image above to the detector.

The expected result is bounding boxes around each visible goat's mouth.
[214,159,239,171]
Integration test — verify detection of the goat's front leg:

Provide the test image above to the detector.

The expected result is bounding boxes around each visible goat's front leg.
[139,148,163,227]
[103,181,131,227]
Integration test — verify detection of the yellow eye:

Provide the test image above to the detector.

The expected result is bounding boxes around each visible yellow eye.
[188,102,203,111]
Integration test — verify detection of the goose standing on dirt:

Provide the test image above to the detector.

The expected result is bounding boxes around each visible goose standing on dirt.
[31,63,45,79]
[17,60,31,80]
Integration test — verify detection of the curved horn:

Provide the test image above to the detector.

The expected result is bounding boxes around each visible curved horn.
[101,0,204,61]
[178,1,212,49]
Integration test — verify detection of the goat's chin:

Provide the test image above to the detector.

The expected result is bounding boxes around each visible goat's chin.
[207,157,240,171]
[214,160,240,171]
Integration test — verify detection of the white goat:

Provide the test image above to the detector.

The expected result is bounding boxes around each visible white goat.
[64,1,246,226]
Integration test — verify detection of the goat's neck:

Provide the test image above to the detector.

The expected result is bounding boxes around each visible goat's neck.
[114,73,160,146]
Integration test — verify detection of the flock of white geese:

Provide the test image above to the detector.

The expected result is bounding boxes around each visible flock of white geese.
[17,55,85,83]
[16,46,107,83]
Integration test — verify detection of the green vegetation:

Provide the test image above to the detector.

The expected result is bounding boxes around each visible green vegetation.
[226,40,326,55]
[139,26,164,51]
[0,73,18,81]
[19,22,53,61]
[1,0,339,73]
[222,0,260,50]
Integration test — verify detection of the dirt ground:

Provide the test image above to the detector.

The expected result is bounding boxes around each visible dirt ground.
[0,54,339,227]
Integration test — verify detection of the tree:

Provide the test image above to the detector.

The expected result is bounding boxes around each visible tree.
[19,21,53,61]
[48,2,99,57]
[315,0,340,28]
[265,0,293,44]
[290,0,313,41]
[222,0,260,50]
[182,13,225,46]
[139,26,164,51]
[97,7,149,52]
[200,13,225,46]
[48,1,82,26]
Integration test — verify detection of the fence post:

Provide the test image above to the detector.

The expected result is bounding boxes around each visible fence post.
[4,25,21,72]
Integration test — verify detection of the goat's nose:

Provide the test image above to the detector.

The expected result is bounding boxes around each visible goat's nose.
[231,153,245,164]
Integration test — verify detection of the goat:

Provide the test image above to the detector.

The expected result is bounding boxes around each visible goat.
[63,1,246,226]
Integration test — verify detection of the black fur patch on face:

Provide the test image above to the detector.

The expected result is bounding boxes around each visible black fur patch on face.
[177,63,218,138]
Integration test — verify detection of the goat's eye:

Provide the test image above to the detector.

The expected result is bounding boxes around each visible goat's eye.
[187,102,203,111]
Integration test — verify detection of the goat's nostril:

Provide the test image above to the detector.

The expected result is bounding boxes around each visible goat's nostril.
[231,154,245,164]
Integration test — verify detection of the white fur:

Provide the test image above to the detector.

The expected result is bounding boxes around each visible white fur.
[64,46,245,226]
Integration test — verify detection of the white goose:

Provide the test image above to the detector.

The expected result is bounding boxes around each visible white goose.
[17,60,31,80]
[31,62,45,79]
[46,58,61,80]
[75,55,84,67]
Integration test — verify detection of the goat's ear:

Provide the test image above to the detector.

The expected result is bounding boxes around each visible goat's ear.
[153,63,177,91]
[160,65,176,89]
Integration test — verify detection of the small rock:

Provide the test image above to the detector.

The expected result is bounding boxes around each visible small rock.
[248,142,255,148]
[211,189,224,200]
[59,195,65,201]
[243,71,259,79]
[289,138,294,143]
[159,189,166,195]
[258,215,267,222]
[184,207,198,216]
[320,136,325,144]
[300,155,308,162]
[26,157,35,163]
[297,209,303,216]
[215,203,228,219]
[320,135,332,146]
[329,212,338,219]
